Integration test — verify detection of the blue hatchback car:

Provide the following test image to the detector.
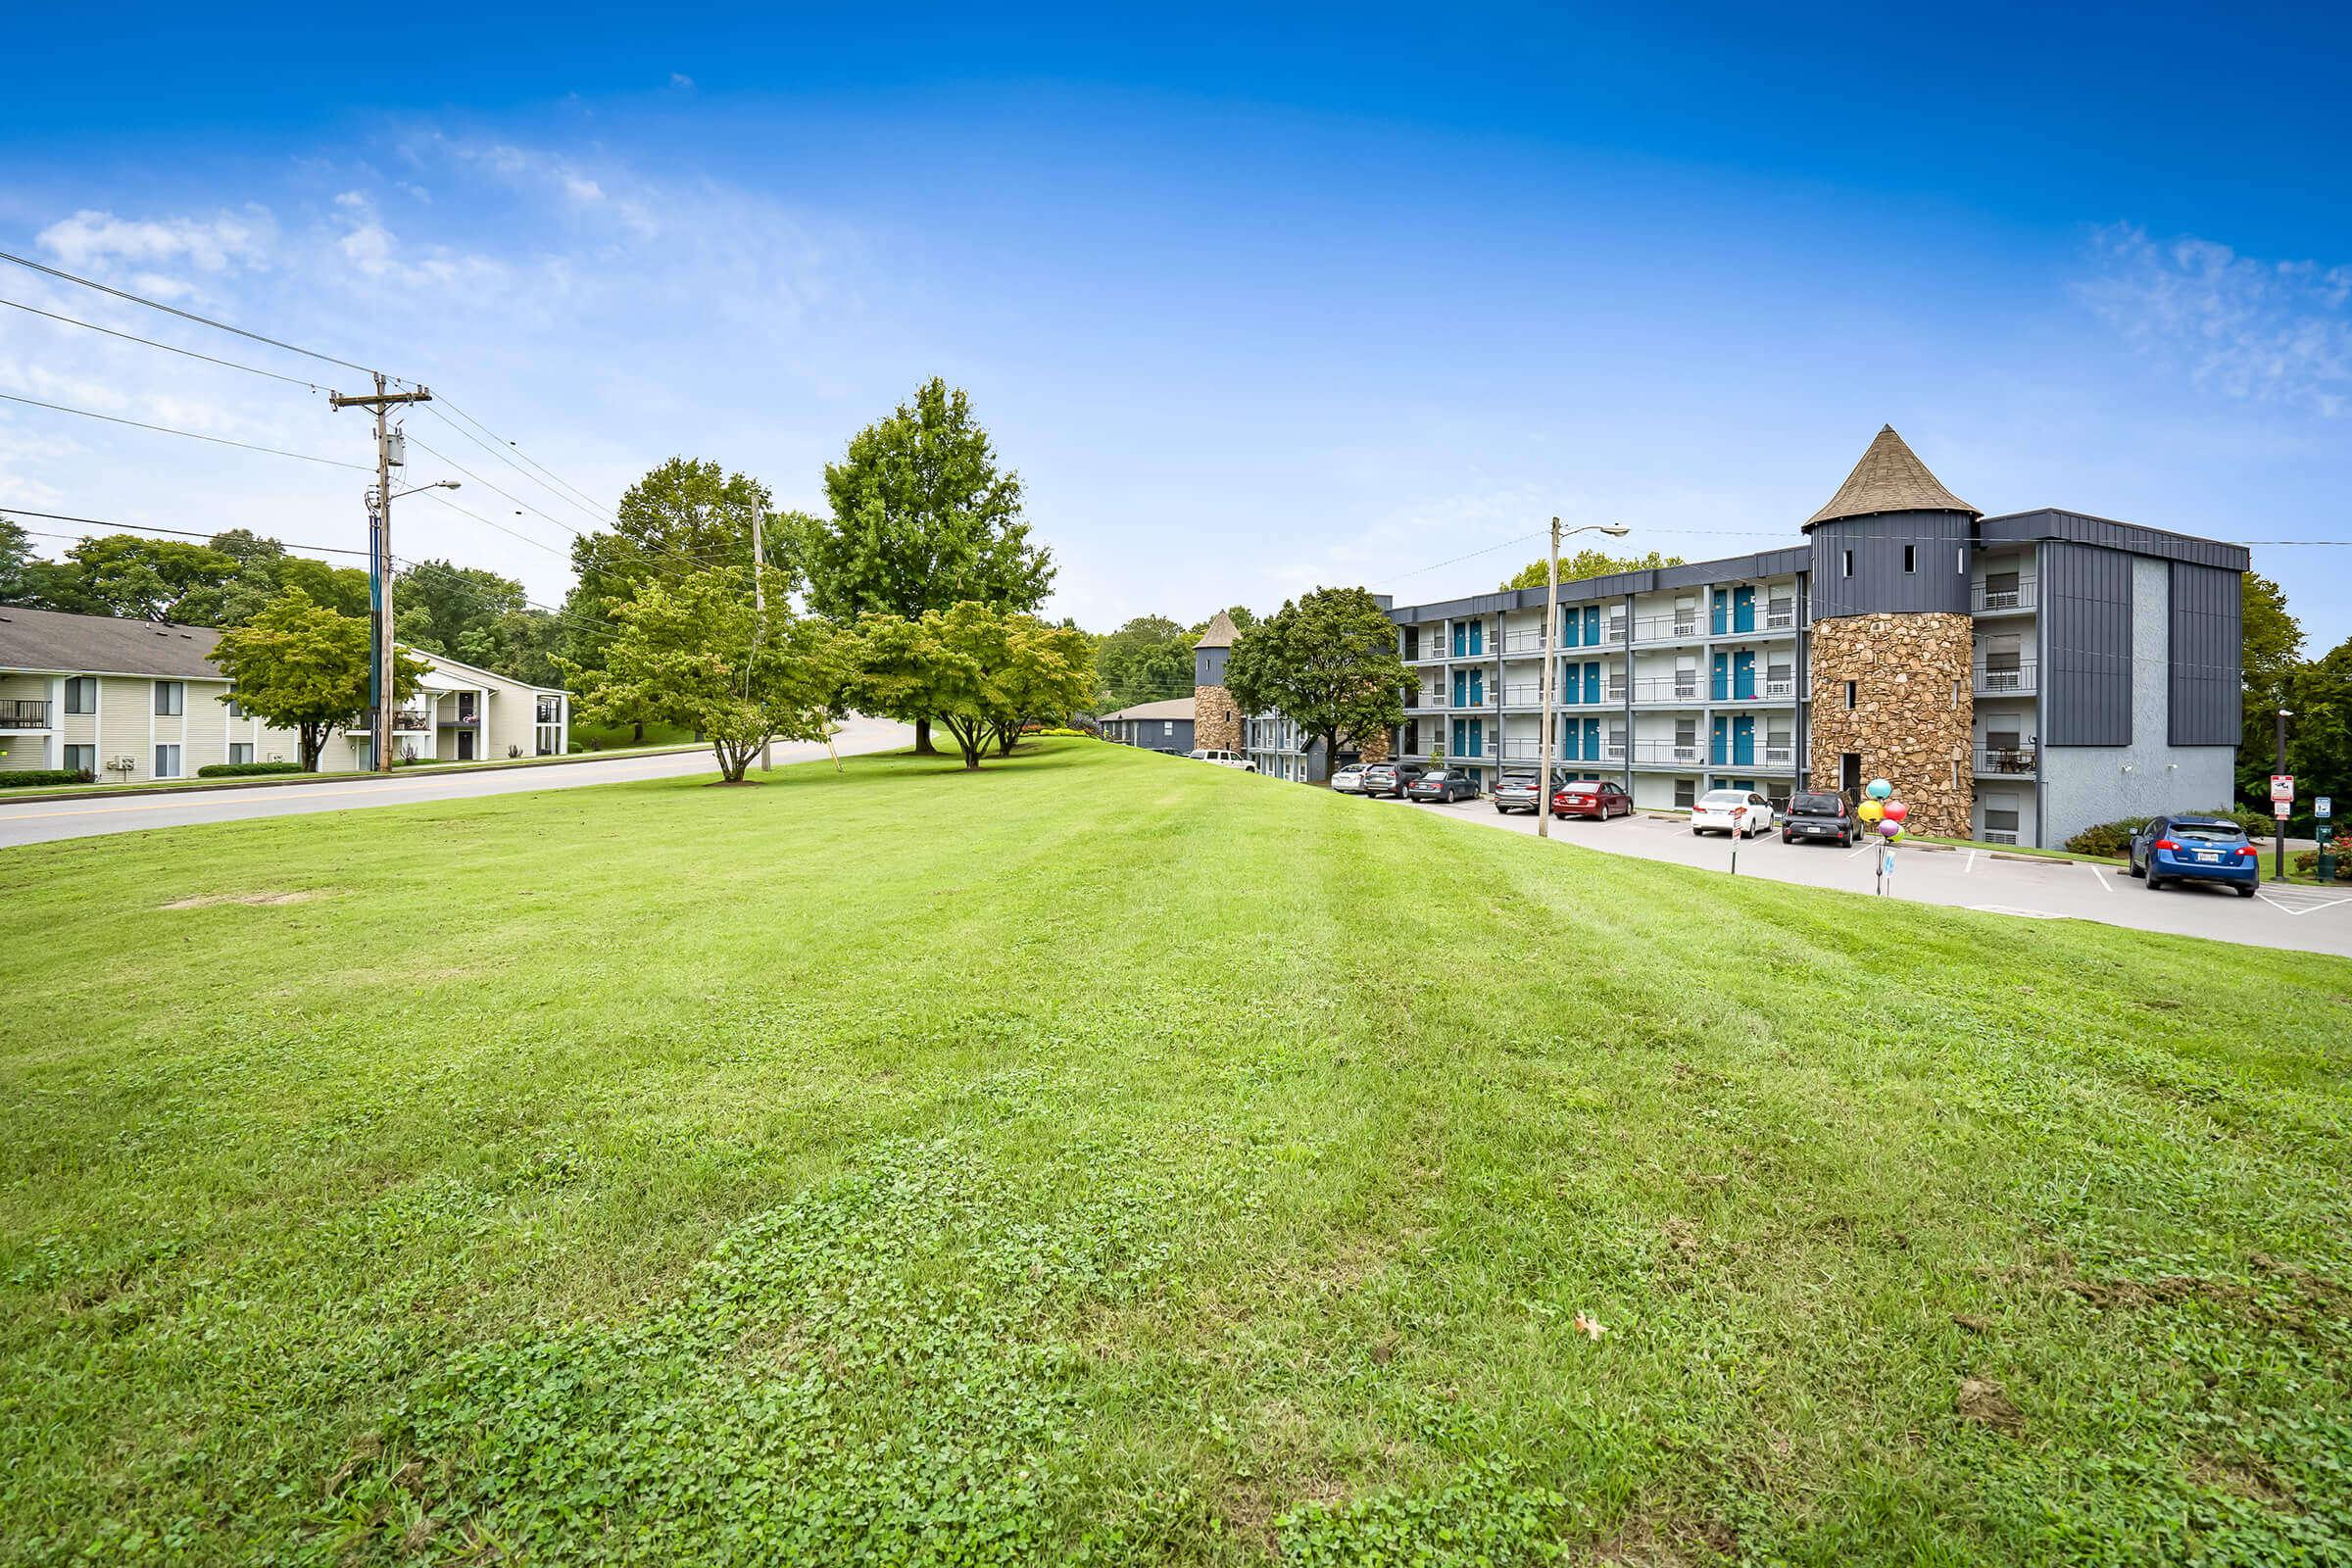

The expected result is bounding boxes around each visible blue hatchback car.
[2128,814,2261,896]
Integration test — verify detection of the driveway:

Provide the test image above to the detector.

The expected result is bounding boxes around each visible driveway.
[1366,793,2352,959]
[0,716,914,849]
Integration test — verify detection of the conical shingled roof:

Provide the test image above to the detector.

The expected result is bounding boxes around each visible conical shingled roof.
[1194,610,1240,649]
[1804,425,1976,528]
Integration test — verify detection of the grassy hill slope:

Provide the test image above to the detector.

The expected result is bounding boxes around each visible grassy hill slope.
[2,738,2346,1563]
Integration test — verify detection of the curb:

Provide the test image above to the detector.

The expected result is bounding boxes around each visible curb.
[0,745,707,805]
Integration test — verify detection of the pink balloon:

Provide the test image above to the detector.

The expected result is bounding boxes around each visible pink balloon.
[1879,818,1901,838]
[1883,800,1908,823]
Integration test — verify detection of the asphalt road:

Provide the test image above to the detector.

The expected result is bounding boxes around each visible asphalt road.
[1366,792,2352,959]
[0,716,914,850]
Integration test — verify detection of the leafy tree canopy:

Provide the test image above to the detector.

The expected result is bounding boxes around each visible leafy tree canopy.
[209,589,426,769]
[1224,586,1410,784]
[1499,548,1684,591]
[1094,614,1195,710]
[797,378,1054,622]
[850,603,1088,770]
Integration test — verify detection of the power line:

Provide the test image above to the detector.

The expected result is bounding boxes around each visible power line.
[0,388,372,470]
[405,432,585,538]
[430,393,616,517]
[417,403,615,525]
[0,247,390,379]
[414,486,571,558]
[0,295,330,390]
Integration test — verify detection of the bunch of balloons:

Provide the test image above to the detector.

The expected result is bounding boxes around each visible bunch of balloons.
[1856,777,1910,842]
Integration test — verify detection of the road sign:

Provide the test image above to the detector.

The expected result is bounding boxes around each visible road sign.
[2275,801,2292,819]
[2272,774,2295,803]
[2319,796,2333,819]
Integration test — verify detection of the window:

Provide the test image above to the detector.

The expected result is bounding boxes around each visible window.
[1673,777,1696,809]
[227,696,246,718]
[229,743,254,764]
[1902,545,1917,573]
[1841,550,1854,578]
[1984,793,2021,834]
[1842,680,1857,710]
[153,680,183,716]
[1161,720,1173,737]
[65,676,97,715]
[153,744,181,778]
[64,743,95,774]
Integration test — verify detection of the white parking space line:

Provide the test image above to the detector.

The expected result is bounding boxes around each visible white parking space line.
[2257,888,2352,917]
[2086,864,2115,894]
[1965,850,1978,874]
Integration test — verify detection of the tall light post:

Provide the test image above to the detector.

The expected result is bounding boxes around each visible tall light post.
[2275,706,2293,883]
[1536,519,1633,840]
[366,477,459,772]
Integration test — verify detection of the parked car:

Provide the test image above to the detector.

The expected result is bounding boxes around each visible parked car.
[1782,789,1855,847]
[1492,770,1564,814]
[1360,761,1428,798]
[1186,749,1256,771]
[1406,768,1479,804]
[1551,779,1634,820]
[2129,814,2260,896]
[1691,788,1774,837]
[1331,762,1371,794]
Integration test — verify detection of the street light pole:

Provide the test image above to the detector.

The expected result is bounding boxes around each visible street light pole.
[1535,520,1633,839]
[2276,706,2292,883]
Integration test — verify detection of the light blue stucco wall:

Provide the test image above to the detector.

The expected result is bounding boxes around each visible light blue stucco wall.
[2041,556,2234,844]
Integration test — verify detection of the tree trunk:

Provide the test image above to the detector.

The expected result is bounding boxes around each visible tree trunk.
[300,727,320,770]
[632,717,645,744]
[914,716,937,755]
[995,720,1019,757]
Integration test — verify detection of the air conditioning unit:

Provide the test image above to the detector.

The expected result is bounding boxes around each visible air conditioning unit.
[1983,830,2018,845]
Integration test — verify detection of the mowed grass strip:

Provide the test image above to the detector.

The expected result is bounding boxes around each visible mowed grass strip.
[1,737,2347,1564]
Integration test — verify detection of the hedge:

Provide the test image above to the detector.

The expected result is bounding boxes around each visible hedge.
[0,768,96,788]
[2065,806,2273,858]
[195,760,307,778]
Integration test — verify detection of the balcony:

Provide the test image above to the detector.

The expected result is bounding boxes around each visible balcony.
[1499,630,1547,656]
[1974,661,2037,697]
[388,709,428,731]
[1629,738,1707,767]
[0,699,51,729]
[1764,604,1797,631]
[439,708,481,727]
[1634,614,1704,645]
[1631,675,1703,705]
[1976,746,2037,777]
[1974,582,2036,614]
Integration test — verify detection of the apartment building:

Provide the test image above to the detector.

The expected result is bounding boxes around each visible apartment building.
[1227,428,2245,850]
[0,606,568,783]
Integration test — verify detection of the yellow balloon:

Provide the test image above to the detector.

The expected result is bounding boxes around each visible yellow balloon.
[1858,800,1885,823]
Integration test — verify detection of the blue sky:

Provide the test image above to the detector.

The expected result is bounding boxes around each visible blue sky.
[4,4,2349,649]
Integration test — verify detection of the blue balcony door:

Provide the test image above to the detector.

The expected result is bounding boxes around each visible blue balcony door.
[1582,606,1600,646]
[1451,717,1465,756]
[1468,620,1484,656]
[1733,586,1756,634]
[1452,669,1466,707]
[1734,715,1755,766]
[1711,651,1729,702]
[1733,650,1756,701]
[1451,622,1465,658]
[1710,588,1729,636]
[1468,669,1484,706]
[1558,718,1579,761]
[1466,719,1484,758]
[1581,662,1599,704]
[1710,714,1727,765]
[1583,717,1600,761]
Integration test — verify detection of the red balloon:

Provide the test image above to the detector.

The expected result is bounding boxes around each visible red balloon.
[1883,800,1908,822]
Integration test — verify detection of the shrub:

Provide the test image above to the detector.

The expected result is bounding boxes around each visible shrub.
[0,768,96,788]
[2064,816,2150,858]
[2292,831,2352,883]
[195,760,306,778]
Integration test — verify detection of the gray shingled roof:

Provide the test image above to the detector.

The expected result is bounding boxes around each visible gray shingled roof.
[1102,698,1196,721]
[1193,611,1239,650]
[1805,426,1977,527]
[0,606,228,678]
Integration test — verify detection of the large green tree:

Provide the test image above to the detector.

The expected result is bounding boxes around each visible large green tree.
[0,516,31,603]
[795,378,1054,752]
[989,617,1098,757]
[1094,614,1196,710]
[1499,548,1684,591]
[577,564,844,784]
[1224,586,1411,785]
[566,459,783,740]
[209,589,426,769]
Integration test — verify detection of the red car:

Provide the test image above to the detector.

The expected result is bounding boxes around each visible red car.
[1551,779,1634,819]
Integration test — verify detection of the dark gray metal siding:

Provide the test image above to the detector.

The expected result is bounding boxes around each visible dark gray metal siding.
[1386,546,1813,625]
[1195,645,1229,686]
[1805,511,1972,619]
[2168,561,2242,745]
[2042,543,2132,746]
[1981,509,2248,572]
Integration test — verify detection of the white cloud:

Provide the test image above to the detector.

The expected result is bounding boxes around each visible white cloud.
[2082,223,2352,417]
[669,72,695,90]
[563,174,605,203]
[35,207,270,273]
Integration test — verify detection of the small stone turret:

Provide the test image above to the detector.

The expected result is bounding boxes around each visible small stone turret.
[1192,611,1243,754]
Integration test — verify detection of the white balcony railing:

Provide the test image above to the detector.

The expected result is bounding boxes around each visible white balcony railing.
[1765,605,1796,630]
[1634,614,1704,644]
[1974,661,2038,696]
[1974,583,2036,613]
[1976,746,2036,776]
[1761,678,1797,700]
[1631,676,1702,704]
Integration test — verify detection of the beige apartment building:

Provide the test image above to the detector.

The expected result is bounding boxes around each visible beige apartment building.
[0,607,567,783]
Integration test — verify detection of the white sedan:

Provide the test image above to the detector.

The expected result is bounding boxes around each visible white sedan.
[1691,788,1775,837]
[1330,762,1370,794]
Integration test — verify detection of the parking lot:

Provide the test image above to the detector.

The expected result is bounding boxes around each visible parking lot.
[1356,791,2352,958]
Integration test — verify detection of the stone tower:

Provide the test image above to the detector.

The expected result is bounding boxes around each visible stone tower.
[1802,427,1978,838]
[1192,611,1244,754]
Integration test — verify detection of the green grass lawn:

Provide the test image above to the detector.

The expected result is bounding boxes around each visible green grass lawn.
[3,739,2348,1564]
[568,717,700,752]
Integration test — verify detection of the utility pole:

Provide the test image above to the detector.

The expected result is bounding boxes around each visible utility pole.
[752,507,771,772]
[1537,515,1560,839]
[329,373,432,773]
[2276,707,2292,883]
